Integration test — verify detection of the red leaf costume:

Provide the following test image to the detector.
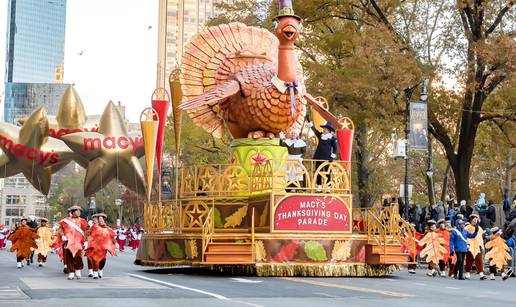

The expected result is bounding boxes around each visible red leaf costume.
[85,225,117,267]
[58,217,88,257]
[8,226,38,258]
[437,229,451,262]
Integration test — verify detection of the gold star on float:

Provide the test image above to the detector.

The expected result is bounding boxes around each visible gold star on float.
[61,101,146,197]
[338,116,354,130]
[0,107,80,195]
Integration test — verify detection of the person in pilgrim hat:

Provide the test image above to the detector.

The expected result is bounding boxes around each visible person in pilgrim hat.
[280,129,307,191]
[307,121,338,192]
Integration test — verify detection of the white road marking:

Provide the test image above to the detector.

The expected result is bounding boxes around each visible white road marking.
[446,286,461,290]
[130,274,264,307]
[230,278,263,284]
[414,283,426,286]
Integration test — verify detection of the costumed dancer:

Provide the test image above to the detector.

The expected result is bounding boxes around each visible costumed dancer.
[87,215,99,277]
[85,213,117,279]
[405,223,423,274]
[450,219,479,280]
[128,226,140,251]
[0,224,9,249]
[307,121,338,191]
[26,216,38,265]
[437,219,451,277]
[34,218,54,267]
[7,217,39,268]
[279,129,307,191]
[485,227,512,280]
[419,220,442,277]
[58,205,89,280]
[116,225,127,252]
[464,214,487,280]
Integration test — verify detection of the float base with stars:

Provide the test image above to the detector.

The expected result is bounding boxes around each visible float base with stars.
[136,135,416,276]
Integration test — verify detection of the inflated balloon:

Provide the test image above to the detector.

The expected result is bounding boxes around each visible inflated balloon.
[0,107,82,195]
[140,108,159,202]
[61,101,146,196]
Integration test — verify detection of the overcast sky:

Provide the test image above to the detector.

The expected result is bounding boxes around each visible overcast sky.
[0,0,159,122]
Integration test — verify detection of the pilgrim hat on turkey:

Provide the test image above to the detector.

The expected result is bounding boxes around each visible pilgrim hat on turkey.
[320,121,335,132]
[275,0,302,21]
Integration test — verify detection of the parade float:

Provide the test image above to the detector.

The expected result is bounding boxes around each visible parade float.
[134,0,416,277]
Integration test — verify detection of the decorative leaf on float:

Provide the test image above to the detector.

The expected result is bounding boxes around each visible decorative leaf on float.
[273,240,299,262]
[214,207,223,228]
[185,240,198,259]
[166,241,184,259]
[255,240,266,262]
[259,204,269,227]
[485,236,512,270]
[304,241,327,261]
[224,206,248,228]
[419,232,447,264]
[331,241,351,261]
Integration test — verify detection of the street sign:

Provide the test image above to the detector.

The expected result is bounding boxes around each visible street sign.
[409,102,428,150]
[399,184,413,198]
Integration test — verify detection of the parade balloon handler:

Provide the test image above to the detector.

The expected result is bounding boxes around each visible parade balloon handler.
[58,205,89,280]
[307,120,338,192]
[34,218,54,267]
[87,215,99,277]
[27,215,38,265]
[7,216,39,269]
[450,219,479,280]
[279,129,307,192]
[85,213,117,279]
[116,225,127,252]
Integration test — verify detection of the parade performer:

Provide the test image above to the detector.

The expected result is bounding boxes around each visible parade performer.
[419,220,446,277]
[128,226,140,251]
[404,223,423,274]
[280,129,307,190]
[58,205,88,280]
[485,227,512,280]
[7,217,39,268]
[464,214,487,280]
[307,121,338,191]
[116,225,127,252]
[87,215,99,277]
[34,218,54,267]
[85,213,117,279]
[450,219,479,280]
[0,224,9,249]
[437,219,451,277]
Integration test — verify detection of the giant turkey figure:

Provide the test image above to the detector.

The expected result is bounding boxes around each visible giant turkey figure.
[179,0,339,139]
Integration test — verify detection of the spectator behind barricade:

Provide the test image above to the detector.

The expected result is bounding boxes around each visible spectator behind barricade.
[503,190,511,222]
[436,201,445,221]
[486,200,496,228]
[476,192,488,228]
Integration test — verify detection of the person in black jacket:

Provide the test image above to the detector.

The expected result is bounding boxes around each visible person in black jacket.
[307,121,338,191]
[486,200,496,228]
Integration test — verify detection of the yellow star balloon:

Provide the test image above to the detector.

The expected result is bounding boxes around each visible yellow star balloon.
[62,101,146,196]
[0,107,81,195]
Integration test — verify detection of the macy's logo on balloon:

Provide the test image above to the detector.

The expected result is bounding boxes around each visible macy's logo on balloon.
[50,127,99,139]
[0,136,59,165]
[83,136,143,153]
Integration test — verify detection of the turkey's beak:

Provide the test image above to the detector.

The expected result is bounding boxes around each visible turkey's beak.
[282,25,297,40]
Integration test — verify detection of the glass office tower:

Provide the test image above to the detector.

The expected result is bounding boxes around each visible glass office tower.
[5,0,67,83]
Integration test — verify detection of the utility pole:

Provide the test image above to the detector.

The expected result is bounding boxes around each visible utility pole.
[403,87,414,220]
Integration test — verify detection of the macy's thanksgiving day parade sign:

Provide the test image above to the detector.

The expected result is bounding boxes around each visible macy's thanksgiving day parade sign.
[0,85,169,199]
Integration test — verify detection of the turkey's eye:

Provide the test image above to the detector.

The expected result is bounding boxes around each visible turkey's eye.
[272,21,278,30]
[299,24,304,31]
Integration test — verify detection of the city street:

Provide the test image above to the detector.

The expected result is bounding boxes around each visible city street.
[1,245,515,307]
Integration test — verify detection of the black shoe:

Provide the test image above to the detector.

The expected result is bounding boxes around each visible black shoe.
[458,277,465,280]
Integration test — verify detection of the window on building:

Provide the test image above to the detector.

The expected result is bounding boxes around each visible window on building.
[6,195,26,205]
[5,208,24,217]
[35,209,47,217]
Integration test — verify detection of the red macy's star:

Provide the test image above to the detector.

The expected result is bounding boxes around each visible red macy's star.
[251,153,268,165]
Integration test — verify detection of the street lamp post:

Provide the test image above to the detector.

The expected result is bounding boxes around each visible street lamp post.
[115,198,123,226]
[88,197,96,220]
[403,87,414,220]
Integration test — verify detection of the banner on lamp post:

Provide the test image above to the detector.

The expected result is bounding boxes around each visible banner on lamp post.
[409,102,428,151]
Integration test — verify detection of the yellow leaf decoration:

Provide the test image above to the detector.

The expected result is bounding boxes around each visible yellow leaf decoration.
[259,204,269,227]
[419,232,447,264]
[185,239,198,260]
[464,225,484,257]
[485,236,512,270]
[331,241,351,261]
[255,240,266,262]
[224,206,248,228]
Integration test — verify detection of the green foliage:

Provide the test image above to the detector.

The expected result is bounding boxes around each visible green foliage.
[166,241,185,259]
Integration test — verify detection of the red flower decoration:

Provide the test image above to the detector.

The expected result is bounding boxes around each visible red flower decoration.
[251,153,268,165]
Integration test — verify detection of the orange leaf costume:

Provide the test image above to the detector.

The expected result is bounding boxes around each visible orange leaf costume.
[437,229,451,262]
[58,217,88,257]
[85,224,117,267]
[419,231,448,264]
[35,226,54,257]
[485,236,512,270]
[464,224,484,257]
[8,226,38,258]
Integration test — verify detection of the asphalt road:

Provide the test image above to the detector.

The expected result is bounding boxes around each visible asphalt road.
[1,244,515,307]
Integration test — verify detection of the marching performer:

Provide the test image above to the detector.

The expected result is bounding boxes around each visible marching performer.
[85,213,117,279]
[421,220,440,277]
[485,227,511,280]
[0,224,9,249]
[116,225,127,252]
[464,214,487,280]
[7,217,39,268]
[128,225,140,251]
[437,219,451,277]
[34,218,54,267]
[450,219,479,280]
[58,205,89,280]
[87,215,99,277]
